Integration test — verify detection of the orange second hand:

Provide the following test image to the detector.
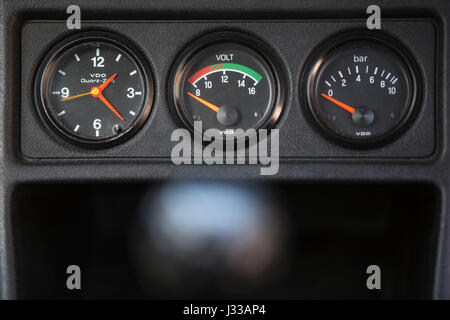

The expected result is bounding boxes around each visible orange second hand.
[60,91,93,102]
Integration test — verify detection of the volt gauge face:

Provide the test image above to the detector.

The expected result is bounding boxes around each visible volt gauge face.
[303,32,421,147]
[171,32,285,139]
[36,32,153,148]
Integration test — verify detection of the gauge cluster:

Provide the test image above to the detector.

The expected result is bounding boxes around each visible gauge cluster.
[21,20,435,158]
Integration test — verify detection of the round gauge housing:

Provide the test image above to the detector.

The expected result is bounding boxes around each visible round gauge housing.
[302,31,421,148]
[170,32,285,139]
[36,31,154,148]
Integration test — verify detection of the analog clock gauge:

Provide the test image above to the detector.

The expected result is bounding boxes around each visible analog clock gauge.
[36,32,154,148]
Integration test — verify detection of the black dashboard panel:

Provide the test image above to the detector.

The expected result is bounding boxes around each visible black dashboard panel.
[1,0,450,302]
[21,20,436,158]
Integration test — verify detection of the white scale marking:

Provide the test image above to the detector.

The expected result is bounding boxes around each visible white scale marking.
[96,48,100,56]
[74,125,80,132]
[366,65,369,73]
[385,72,391,80]
[95,130,100,137]
[347,67,351,75]
[355,65,359,74]
[130,70,137,76]
[115,54,122,62]
[374,67,378,75]
[135,91,142,95]
[129,111,136,116]
[380,70,385,77]
[338,71,344,78]
[390,77,397,84]
[74,54,80,62]
[331,76,336,82]
[325,81,331,87]
[52,91,60,95]
[392,78,398,84]
[57,110,66,116]
[58,70,66,76]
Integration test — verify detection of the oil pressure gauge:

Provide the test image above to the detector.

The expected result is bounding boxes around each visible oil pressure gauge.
[36,32,153,148]
[302,31,422,147]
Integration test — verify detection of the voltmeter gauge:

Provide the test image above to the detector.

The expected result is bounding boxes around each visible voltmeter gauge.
[302,31,422,148]
[36,32,154,148]
[170,32,285,139]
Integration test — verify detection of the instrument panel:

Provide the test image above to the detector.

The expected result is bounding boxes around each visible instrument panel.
[21,20,435,158]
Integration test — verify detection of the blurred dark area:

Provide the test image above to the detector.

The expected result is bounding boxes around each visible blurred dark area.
[11,182,439,299]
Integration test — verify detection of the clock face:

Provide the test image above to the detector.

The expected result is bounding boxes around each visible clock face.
[36,32,154,148]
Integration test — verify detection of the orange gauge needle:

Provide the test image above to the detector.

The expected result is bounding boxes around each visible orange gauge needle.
[321,93,355,114]
[61,90,94,102]
[97,93,124,121]
[187,92,220,112]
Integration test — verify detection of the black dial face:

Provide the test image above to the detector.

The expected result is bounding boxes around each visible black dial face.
[305,34,420,147]
[37,32,153,147]
[172,34,284,139]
